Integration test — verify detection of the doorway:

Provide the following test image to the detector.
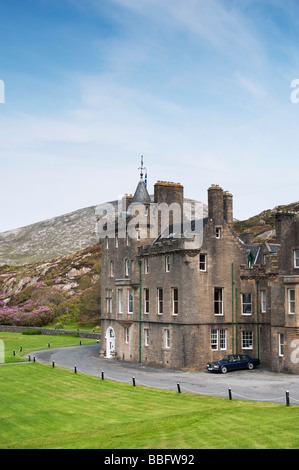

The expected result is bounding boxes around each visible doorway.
[105,326,115,358]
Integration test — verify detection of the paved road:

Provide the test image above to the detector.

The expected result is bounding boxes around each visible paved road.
[30,344,299,405]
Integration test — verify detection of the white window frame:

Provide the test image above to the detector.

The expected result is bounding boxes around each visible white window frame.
[109,260,114,277]
[125,327,129,344]
[157,288,163,315]
[172,288,178,315]
[220,329,227,350]
[242,293,252,315]
[165,255,170,273]
[279,333,284,357]
[214,288,223,315]
[288,287,295,314]
[242,331,253,350]
[144,258,149,274]
[144,288,149,314]
[211,329,218,350]
[165,329,170,349]
[199,253,207,272]
[211,329,227,350]
[261,290,267,313]
[294,250,299,269]
[128,289,133,314]
[125,259,130,277]
[144,328,149,346]
[216,227,221,239]
[118,289,123,314]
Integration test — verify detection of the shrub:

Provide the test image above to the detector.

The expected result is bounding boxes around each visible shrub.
[22,329,42,335]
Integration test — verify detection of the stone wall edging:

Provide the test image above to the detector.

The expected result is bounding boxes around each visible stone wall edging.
[0,325,101,340]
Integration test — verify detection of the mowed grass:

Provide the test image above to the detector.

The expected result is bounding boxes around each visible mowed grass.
[0,332,96,363]
[1,332,299,449]
[1,362,299,449]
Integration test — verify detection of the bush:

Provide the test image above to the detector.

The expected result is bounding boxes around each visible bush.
[22,329,42,335]
[0,305,55,327]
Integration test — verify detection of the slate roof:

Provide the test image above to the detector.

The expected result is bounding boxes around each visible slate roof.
[132,180,151,205]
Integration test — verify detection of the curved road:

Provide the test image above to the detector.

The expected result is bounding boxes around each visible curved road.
[30,344,299,405]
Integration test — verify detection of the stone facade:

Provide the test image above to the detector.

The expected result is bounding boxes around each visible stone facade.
[97,176,299,374]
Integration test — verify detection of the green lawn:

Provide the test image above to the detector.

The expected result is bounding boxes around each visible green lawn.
[0,331,96,363]
[0,333,299,449]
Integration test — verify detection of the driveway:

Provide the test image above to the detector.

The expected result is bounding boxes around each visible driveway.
[30,344,299,405]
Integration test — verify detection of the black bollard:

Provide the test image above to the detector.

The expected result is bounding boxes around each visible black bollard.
[101,371,104,380]
[132,377,136,387]
[33,356,36,363]
[13,350,15,356]
[286,390,290,407]
[28,355,31,362]
[177,383,181,393]
[228,388,232,400]
[52,361,55,368]
[48,342,50,348]
[74,366,77,374]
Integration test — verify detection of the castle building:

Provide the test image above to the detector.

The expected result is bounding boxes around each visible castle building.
[97,166,299,374]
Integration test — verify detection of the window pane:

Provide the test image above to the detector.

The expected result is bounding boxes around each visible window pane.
[242,293,252,314]
[288,288,295,314]
[173,288,178,314]
[211,329,218,349]
[242,331,253,349]
[199,254,206,271]
[158,288,163,314]
[214,288,223,314]
[220,329,227,349]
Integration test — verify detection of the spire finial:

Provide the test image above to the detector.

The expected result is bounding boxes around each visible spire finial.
[139,155,144,181]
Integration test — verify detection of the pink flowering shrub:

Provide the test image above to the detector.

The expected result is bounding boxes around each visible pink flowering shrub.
[0,304,55,326]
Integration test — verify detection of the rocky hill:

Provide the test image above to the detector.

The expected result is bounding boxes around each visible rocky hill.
[234,200,299,243]
[0,206,99,267]
[0,197,206,267]
[0,243,102,327]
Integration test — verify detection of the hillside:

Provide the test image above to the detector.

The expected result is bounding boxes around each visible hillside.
[0,243,102,327]
[0,206,99,267]
[0,197,206,267]
[234,200,299,242]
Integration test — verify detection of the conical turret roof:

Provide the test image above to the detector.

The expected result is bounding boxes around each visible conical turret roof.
[132,180,151,205]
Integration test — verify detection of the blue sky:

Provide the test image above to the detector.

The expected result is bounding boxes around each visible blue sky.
[0,0,299,232]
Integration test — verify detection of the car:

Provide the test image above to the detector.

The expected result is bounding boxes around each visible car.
[206,354,260,374]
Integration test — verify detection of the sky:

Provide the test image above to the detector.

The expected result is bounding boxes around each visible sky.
[0,0,299,233]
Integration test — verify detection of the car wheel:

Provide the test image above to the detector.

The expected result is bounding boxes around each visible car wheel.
[248,363,254,370]
[221,366,228,374]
